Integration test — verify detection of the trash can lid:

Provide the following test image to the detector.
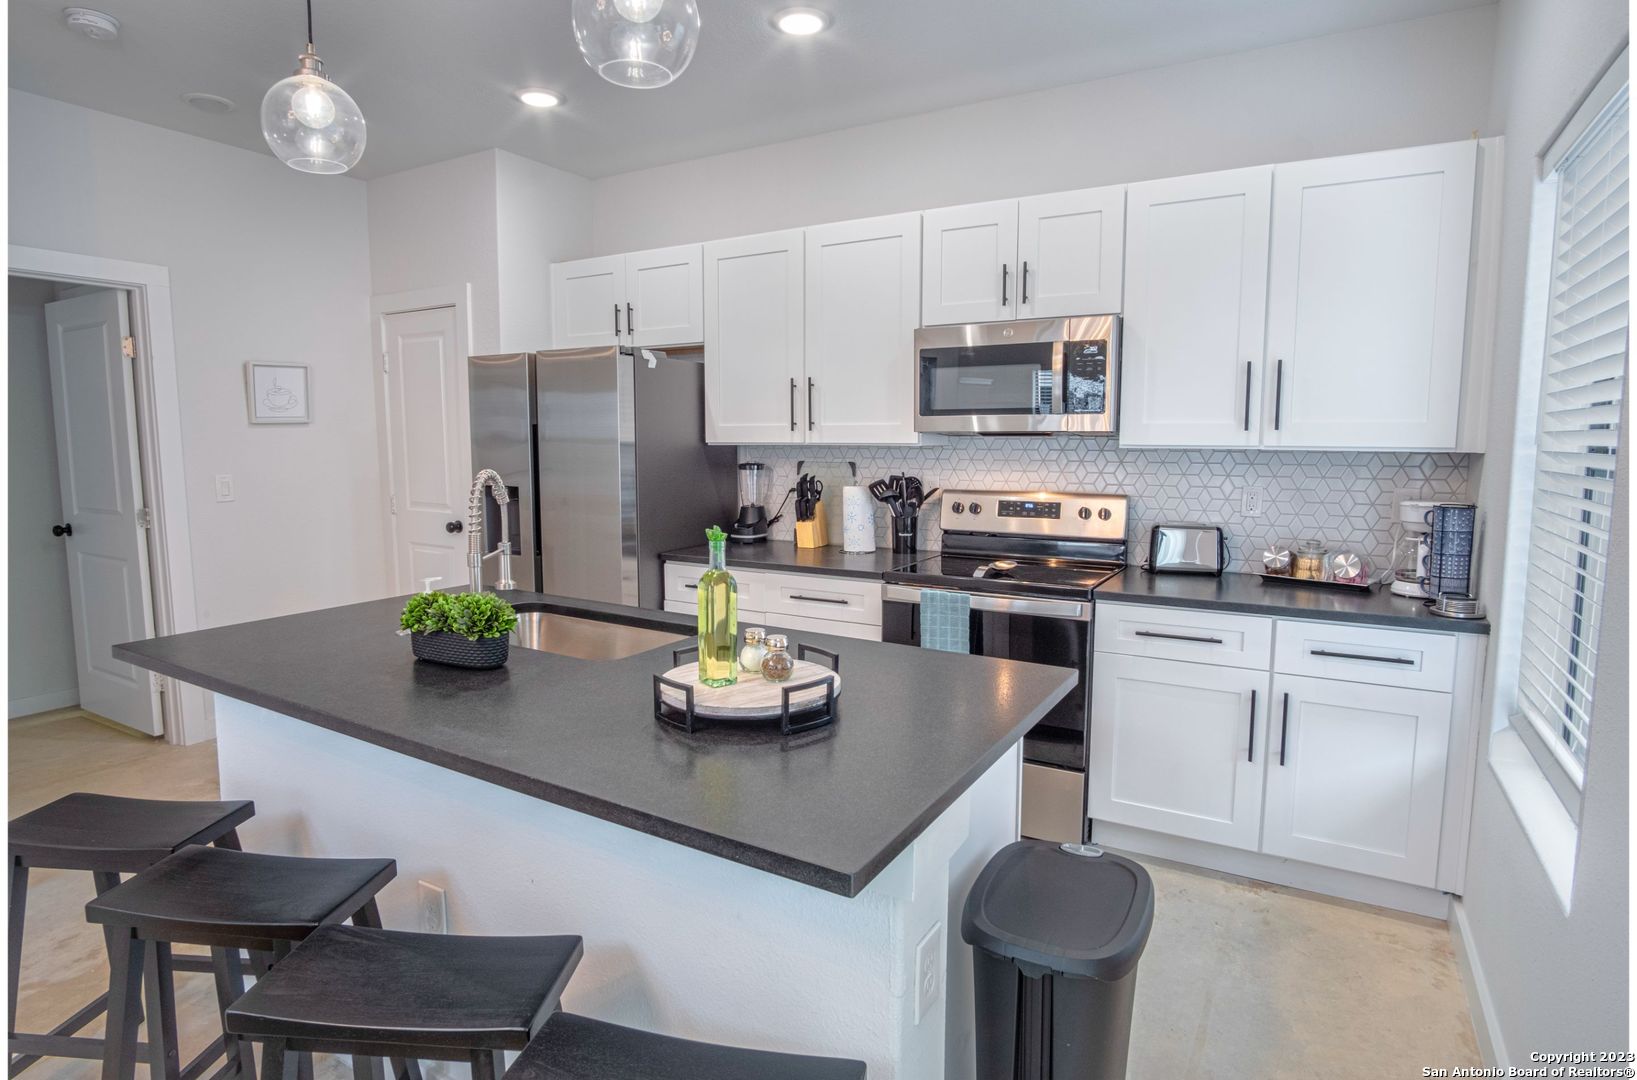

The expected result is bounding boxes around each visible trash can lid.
[960,840,1154,981]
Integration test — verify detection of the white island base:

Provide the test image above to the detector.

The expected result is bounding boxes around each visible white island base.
[214,695,1023,1080]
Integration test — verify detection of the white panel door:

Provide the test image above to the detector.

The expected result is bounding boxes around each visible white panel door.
[626,244,704,347]
[805,213,921,445]
[382,306,471,592]
[1119,167,1273,448]
[44,290,162,735]
[1264,141,1477,449]
[921,200,1019,325]
[703,230,806,443]
[1088,653,1267,851]
[1017,186,1126,318]
[551,255,625,348]
[1262,674,1452,885]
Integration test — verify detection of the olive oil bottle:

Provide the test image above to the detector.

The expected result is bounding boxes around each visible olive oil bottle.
[696,526,739,687]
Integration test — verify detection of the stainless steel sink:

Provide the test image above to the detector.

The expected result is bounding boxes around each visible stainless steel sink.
[511,608,685,661]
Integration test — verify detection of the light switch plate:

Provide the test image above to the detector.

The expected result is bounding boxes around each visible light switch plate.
[214,474,235,502]
[914,922,943,1024]
[418,880,447,934]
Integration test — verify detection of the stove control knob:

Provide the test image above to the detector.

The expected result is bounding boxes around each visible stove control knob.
[1098,508,1113,521]
[1078,507,1092,520]
[968,502,983,515]
[951,501,965,514]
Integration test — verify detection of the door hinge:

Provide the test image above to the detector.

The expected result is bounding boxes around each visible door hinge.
[389,494,398,515]
[122,336,136,359]
[135,507,153,528]
[150,672,167,694]
[382,351,390,373]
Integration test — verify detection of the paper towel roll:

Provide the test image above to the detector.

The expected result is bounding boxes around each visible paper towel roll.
[842,486,876,553]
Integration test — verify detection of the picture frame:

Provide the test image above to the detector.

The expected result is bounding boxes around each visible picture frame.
[245,362,311,424]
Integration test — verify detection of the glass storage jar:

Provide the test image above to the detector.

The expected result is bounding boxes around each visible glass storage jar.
[760,634,794,683]
[1293,540,1328,581]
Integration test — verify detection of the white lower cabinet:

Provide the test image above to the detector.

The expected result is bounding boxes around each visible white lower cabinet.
[1089,653,1267,851]
[663,564,882,641]
[1261,674,1451,886]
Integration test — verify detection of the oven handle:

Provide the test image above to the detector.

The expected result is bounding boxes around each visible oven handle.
[883,584,1089,621]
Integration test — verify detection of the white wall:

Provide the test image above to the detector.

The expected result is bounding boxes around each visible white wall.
[495,150,594,352]
[1456,0,1629,1062]
[9,91,390,630]
[8,276,79,715]
[590,6,1498,252]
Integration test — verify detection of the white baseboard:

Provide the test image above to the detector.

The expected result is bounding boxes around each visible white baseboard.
[9,689,80,719]
[1449,899,1507,1068]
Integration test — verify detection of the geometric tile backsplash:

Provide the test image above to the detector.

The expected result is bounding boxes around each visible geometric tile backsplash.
[738,442,1471,574]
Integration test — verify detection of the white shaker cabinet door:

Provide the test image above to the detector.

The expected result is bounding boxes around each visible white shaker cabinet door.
[1119,167,1272,448]
[703,229,806,443]
[1262,674,1452,886]
[921,199,1019,325]
[804,213,921,445]
[626,244,704,347]
[1088,653,1269,852]
[1263,141,1476,449]
[1017,186,1126,319]
[551,255,625,348]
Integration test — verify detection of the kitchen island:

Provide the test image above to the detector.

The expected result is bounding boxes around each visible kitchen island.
[115,591,1077,1080]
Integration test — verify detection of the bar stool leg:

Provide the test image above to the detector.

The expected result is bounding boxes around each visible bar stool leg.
[467,1051,503,1080]
[212,947,257,1079]
[261,1040,298,1080]
[101,932,146,1080]
[142,942,181,1080]
[8,857,27,1039]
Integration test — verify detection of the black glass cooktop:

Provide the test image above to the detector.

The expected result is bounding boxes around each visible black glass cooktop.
[887,554,1125,598]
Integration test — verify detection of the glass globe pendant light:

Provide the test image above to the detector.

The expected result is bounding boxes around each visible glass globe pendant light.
[261,0,366,174]
[572,0,701,89]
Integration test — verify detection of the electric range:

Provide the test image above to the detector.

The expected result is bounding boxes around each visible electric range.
[882,489,1128,845]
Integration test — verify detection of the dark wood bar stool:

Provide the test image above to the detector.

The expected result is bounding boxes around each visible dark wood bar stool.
[504,1013,867,1080]
[223,925,584,1080]
[85,845,397,1080]
[8,793,254,1078]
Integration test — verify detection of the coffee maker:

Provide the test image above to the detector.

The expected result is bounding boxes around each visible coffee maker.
[730,461,771,543]
[1388,499,1438,598]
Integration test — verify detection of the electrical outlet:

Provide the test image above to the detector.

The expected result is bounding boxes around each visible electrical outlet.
[914,922,943,1024]
[1240,487,1265,516]
[418,880,447,934]
[214,474,235,502]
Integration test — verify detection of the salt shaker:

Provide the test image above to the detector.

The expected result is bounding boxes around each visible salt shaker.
[739,627,768,674]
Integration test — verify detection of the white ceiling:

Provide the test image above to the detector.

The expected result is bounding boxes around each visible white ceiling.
[9,0,1491,180]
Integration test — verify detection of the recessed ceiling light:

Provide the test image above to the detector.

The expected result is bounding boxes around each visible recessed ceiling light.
[181,92,236,115]
[62,7,119,41]
[774,7,829,36]
[517,89,563,109]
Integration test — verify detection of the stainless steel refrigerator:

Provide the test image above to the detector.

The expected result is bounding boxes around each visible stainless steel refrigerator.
[468,346,737,608]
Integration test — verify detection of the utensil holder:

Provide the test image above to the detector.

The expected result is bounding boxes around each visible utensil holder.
[891,514,918,554]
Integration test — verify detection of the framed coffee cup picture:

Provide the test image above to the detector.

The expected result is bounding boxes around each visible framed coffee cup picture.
[245,362,311,424]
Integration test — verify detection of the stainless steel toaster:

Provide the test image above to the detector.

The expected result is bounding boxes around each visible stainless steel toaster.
[1149,525,1227,575]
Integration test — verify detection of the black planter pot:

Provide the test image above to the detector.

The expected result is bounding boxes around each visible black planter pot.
[410,631,509,670]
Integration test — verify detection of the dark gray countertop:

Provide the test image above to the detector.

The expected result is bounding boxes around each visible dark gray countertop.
[1095,570,1490,634]
[114,592,1075,897]
[663,542,926,579]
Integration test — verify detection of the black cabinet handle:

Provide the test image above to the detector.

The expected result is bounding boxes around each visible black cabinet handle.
[1021,261,1030,305]
[1134,630,1224,645]
[1247,689,1257,763]
[807,378,816,431]
[614,304,622,337]
[790,594,849,605]
[445,520,463,534]
[683,583,698,589]
[790,378,798,431]
[51,523,72,538]
[1273,358,1283,430]
[1243,360,1252,432]
[1309,649,1416,666]
[1001,263,1009,307]
[1279,693,1290,766]
[627,303,635,336]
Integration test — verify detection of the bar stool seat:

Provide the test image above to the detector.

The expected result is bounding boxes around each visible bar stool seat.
[504,1013,867,1080]
[225,925,583,1080]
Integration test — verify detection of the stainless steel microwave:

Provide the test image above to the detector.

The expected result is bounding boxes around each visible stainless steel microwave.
[914,315,1120,435]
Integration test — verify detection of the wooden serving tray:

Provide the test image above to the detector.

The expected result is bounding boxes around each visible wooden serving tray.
[657,660,842,719]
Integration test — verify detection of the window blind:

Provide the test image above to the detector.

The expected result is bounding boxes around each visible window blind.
[1517,84,1630,786]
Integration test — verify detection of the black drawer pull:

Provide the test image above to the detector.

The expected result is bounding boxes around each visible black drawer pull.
[1309,649,1415,666]
[683,583,697,589]
[1134,630,1224,645]
[1247,689,1257,763]
[790,594,849,606]
[1279,693,1290,766]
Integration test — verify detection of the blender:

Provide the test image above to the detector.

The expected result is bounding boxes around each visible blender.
[729,462,771,544]
[1388,499,1437,598]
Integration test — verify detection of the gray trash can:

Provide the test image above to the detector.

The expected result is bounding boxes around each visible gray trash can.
[961,840,1154,1080]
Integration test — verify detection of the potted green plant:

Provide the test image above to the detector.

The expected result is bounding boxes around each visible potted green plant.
[399,591,518,669]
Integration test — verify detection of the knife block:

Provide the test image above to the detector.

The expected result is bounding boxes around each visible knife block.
[794,501,830,548]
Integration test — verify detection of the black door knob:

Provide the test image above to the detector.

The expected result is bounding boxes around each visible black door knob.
[445,520,463,534]
[52,523,72,537]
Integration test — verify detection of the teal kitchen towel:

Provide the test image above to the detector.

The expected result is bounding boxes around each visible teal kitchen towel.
[920,589,971,653]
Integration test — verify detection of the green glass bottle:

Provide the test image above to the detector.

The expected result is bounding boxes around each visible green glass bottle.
[696,526,739,687]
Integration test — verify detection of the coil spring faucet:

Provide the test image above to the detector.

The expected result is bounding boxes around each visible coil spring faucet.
[467,469,515,592]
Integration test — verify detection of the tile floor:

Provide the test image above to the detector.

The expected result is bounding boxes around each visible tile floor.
[9,708,1480,1079]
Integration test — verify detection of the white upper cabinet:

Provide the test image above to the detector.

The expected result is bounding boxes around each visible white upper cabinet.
[922,188,1125,326]
[1119,167,1273,448]
[921,200,1019,325]
[1017,187,1126,319]
[550,255,625,348]
[552,245,704,349]
[703,229,806,444]
[805,213,921,445]
[1263,141,1477,449]
[626,244,704,347]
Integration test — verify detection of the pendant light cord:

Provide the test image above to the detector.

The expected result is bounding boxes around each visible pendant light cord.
[306,0,314,48]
